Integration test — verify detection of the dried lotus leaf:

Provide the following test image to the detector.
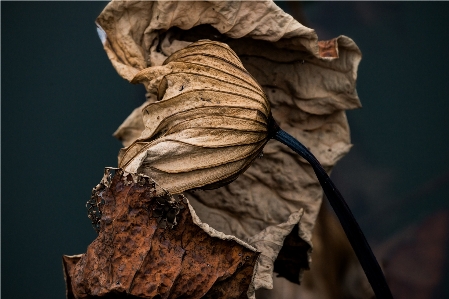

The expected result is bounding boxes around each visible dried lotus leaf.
[64,168,260,299]
[96,0,364,293]
[119,40,271,194]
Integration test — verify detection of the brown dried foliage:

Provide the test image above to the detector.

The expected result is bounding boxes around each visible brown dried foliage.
[119,40,271,195]
[63,168,259,299]
[72,1,368,297]
[96,2,362,272]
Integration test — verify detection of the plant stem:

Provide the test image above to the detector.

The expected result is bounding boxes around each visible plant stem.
[273,128,394,299]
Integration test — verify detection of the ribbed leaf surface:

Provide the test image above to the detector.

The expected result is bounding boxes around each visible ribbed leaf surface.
[120,40,271,194]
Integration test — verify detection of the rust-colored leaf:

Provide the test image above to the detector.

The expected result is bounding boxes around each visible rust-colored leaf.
[64,168,259,299]
[62,254,83,299]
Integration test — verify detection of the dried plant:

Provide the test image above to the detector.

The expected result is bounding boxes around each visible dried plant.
[119,40,272,194]
[64,1,393,299]
[64,169,259,299]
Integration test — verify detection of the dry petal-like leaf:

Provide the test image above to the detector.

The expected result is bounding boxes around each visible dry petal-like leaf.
[64,168,260,299]
[97,0,362,288]
[118,40,272,195]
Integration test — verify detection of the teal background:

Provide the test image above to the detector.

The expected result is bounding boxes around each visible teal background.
[2,2,449,298]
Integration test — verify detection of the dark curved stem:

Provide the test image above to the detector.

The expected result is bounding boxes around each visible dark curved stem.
[273,128,393,299]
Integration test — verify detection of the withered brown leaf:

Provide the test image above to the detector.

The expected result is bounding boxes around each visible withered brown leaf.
[64,168,259,299]
[118,40,272,195]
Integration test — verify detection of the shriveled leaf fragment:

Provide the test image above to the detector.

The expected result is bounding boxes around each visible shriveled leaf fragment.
[97,0,362,288]
[64,168,260,299]
[255,203,375,299]
[62,254,83,299]
[118,40,272,195]
[246,210,305,291]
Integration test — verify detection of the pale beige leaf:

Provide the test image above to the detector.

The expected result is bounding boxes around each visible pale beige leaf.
[116,40,271,195]
[247,210,304,293]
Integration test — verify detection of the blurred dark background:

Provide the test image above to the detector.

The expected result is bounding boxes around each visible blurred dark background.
[2,2,449,298]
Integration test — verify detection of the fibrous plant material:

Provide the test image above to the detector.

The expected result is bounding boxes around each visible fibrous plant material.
[63,168,260,299]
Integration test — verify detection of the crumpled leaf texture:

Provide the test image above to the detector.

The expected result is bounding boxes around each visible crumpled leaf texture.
[118,40,271,194]
[63,168,260,299]
[96,0,361,287]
